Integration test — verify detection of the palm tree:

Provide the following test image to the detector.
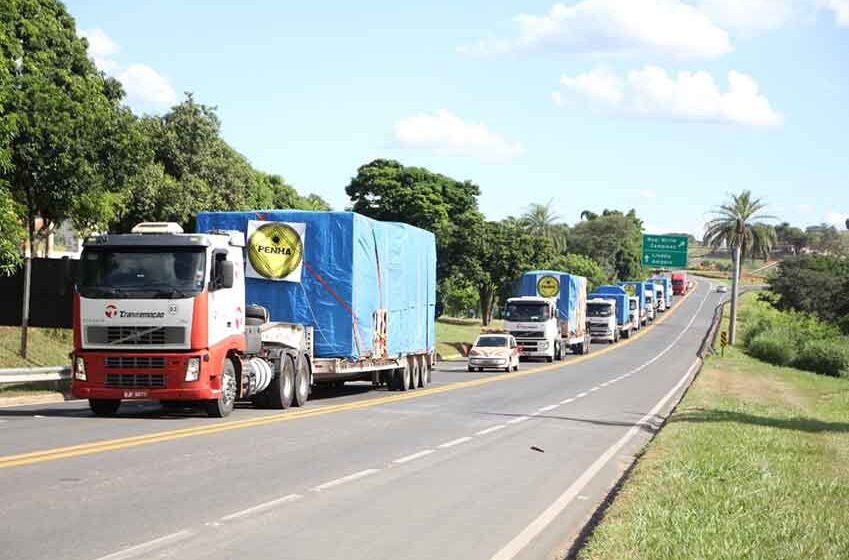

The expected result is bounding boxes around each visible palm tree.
[703,190,777,343]
[521,200,567,251]
[703,191,777,261]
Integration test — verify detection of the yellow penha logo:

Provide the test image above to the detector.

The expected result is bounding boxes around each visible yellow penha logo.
[537,275,560,298]
[248,222,304,280]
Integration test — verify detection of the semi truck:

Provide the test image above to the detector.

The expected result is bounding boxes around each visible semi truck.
[620,281,648,327]
[672,272,688,295]
[504,271,590,361]
[651,276,673,311]
[588,285,633,342]
[71,211,436,417]
[643,281,656,322]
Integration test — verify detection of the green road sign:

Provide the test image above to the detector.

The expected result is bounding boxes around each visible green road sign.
[642,234,689,268]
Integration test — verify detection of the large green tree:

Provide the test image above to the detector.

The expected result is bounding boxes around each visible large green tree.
[0,3,22,274]
[520,200,568,251]
[569,209,646,281]
[346,158,483,280]
[3,0,145,252]
[703,191,777,261]
[770,254,849,334]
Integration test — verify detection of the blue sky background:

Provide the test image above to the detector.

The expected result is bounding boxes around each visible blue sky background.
[67,0,849,236]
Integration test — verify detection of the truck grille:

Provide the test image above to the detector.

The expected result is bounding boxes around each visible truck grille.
[87,326,185,346]
[510,331,543,339]
[105,373,166,388]
[104,356,166,369]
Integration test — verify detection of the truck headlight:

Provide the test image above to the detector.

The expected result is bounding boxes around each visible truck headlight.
[185,357,201,382]
[539,341,549,350]
[74,356,86,381]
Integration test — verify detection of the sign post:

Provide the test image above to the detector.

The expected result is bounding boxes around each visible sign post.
[642,234,689,268]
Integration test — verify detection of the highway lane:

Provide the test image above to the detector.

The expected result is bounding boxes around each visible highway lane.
[0,280,719,560]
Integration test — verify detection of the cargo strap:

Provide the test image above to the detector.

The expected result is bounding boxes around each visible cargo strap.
[302,260,364,356]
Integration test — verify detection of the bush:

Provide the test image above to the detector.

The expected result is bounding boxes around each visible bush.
[793,339,849,378]
[747,328,798,367]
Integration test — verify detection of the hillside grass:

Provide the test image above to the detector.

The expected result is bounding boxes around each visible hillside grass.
[0,326,72,369]
[577,297,849,560]
[436,317,503,358]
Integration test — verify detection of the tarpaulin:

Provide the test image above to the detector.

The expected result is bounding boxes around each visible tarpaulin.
[196,210,436,360]
[589,285,630,326]
[515,270,587,331]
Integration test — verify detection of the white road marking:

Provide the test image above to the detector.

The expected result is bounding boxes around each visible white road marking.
[538,405,558,413]
[600,381,610,387]
[506,416,531,425]
[91,530,195,560]
[589,387,600,392]
[576,392,588,398]
[438,436,473,448]
[475,425,506,436]
[559,398,575,405]
[393,449,435,464]
[311,468,381,492]
[488,357,703,560]
[622,373,631,378]
[221,494,302,521]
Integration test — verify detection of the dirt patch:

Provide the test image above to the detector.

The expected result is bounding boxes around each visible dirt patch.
[699,364,812,411]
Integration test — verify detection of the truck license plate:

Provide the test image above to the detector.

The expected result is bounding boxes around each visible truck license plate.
[123,390,148,399]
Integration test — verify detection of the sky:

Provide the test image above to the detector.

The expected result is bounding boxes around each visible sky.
[66,0,849,236]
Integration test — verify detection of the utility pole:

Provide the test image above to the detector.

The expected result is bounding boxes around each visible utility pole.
[19,246,31,358]
[728,221,744,346]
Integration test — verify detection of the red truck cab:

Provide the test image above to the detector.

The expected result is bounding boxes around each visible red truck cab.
[671,272,688,295]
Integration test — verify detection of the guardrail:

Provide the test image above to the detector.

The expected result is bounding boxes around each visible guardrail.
[0,366,70,384]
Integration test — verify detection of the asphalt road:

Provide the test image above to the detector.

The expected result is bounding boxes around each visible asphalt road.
[0,280,720,560]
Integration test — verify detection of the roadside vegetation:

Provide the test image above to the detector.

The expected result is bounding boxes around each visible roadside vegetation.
[0,326,72,368]
[577,293,849,560]
[436,317,503,358]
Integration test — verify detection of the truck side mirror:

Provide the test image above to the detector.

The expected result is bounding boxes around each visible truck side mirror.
[216,260,234,289]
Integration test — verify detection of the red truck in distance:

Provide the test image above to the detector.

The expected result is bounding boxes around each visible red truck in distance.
[671,272,688,296]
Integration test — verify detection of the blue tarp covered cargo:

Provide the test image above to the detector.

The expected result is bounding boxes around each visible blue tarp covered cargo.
[589,285,630,326]
[515,270,587,336]
[196,210,436,360]
[620,281,647,315]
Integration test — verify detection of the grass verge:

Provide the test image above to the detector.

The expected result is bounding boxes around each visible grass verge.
[0,326,72,369]
[436,317,503,358]
[577,326,849,559]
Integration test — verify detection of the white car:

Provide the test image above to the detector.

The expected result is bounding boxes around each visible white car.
[467,334,520,372]
[716,285,729,293]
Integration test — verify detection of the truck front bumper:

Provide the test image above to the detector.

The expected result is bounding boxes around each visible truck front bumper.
[71,349,219,401]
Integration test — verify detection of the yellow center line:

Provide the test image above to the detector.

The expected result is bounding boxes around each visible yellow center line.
[0,284,698,469]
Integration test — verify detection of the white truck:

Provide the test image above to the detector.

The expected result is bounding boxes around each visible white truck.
[629,296,641,333]
[587,298,619,344]
[504,271,590,361]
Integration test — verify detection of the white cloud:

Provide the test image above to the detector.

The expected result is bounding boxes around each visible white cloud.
[79,28,119,71]
[825,211,849,227]
[694,0,797,33]
[558,65,782,127]
[117,64,178,107]
[77,28,177,110]
[639,189,658,199]
[458,0,732,59]
[394,109,523,162]
[560,67,624,104]
[820,0,849,25]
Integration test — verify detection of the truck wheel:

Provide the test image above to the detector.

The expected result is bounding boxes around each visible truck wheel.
[207,358,237,418]
[409,358,420,390]
[268,356,295,409]
[554,343,562,361]
[89,399,121,417]
[396,365,410,391]
[417,356,428,387]
[292,358,310,407]
[624,329,631,339]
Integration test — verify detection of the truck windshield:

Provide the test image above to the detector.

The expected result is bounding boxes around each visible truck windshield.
[630,300,637,310]
[504,303,550,322]
[587,303,612,317]
[79,248,206,299]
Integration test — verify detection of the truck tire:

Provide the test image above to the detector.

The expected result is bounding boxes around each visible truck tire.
[292,358,310,407]
[417,355,428,387]
[409,358,420,390]
[245,304,269,326]
[554,343,563,361]
[89,399,121,417]
[395,365,410,391]
[268,355,295,409]
[624,328,631,339]
[207,358,237,418]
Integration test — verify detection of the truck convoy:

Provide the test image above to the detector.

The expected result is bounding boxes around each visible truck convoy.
[650,276,673,313]
[587,285,633,343]
[504,271,590,361]
[672,272,688,295]
[643,281,656,322]
[71,211,436,417]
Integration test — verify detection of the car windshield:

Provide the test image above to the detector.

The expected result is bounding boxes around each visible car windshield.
[587,303,612,317]
[504,303,550,322]
[79,248,206,298]
[475,336,509,348]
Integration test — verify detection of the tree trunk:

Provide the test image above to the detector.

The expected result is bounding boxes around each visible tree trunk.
[20,212,34,358]
[729,243,741,346]
[479,285,494,327]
